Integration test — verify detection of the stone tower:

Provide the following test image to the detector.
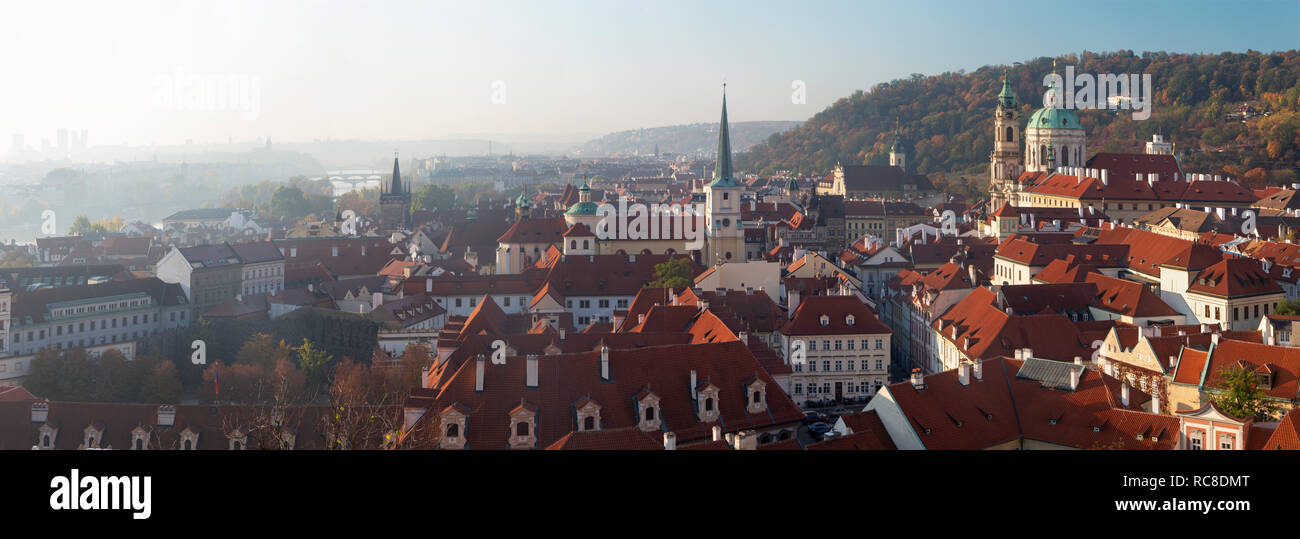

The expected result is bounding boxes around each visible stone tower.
[380,153,411,232]
[989,71,1025,209]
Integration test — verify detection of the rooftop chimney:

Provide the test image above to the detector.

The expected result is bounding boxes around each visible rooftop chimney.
[972,360,983,381]
[156,404,175,427]
[712,425,723,442]
[690,369,698,399]
[1152,388,1161,413]
[1023,348,1033,359]
[559,328,566,341]
[1100,169,1108,186]
[958,362,971,386]
[1121,383,1131,407]
[475,354,486,391]
[31,402,49,423]
[426,278,433,293]
[1069,368,1080,391]
[600,346,610,380]
[526,354,538,387]
[909,368,925,390]
[734,430,759,450]
[663,432,677,451]
[1074,356,1083,366]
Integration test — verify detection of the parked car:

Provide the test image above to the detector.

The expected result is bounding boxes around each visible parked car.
[807,422,831,437]
[803,411,828,423]
[831,407,849,416]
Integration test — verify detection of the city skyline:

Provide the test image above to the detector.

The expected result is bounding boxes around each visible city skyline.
[1,0,1296,150]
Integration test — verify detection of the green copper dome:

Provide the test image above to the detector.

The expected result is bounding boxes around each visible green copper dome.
[515,191,531,209]
[565,201,600,215]
[1027,79,1082,130]
[1027,106,1083,130]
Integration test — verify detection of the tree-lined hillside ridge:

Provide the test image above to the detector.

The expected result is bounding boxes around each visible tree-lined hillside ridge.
[738,50,1300,197]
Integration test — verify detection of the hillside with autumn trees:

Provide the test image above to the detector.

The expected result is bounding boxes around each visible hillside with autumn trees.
[737,50,1300,200]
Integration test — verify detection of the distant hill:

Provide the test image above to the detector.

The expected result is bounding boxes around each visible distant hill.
[574,121,802,157]
[738,50,1300,199]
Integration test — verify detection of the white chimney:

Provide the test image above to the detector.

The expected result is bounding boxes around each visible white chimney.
[1211,333,1220,345]
[734,430,758,450]
[1121,383,1131,407]
[1101,169,1108,185]
[958,362,971,386]
[712,425,723,442]
[1023,348,1033,359]
[1014,349,1024,360]
[31,402,49,423]
[1069,368,1080,391]
[689,369,698,399]
[663,432,677,450]
[425,278,433,293]
[157,404,175,427]
[1152,388,1161,413]
[972,360,983,381]
[526,354,538,387]
[475,354,485,391]
[600,346,610,380]
[1074,356,1083,366]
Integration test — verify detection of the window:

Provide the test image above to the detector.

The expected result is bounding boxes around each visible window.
[1190,431,1203,450]
[835,361,842,371]
[834,340,843,350]
[822,361,830,372]
[822,340,830,350]
[516,422,529,436]
[808,341,816,351]
[584,416,595,430]
[455,298,463,308]
[847,340,855,351]
[704,398,714,412]
[861,340,869,349]
[875,339,883,350]
[848,360,855,370]
[875,359,883,370]
[645,407,655,421]
[599,299,610,308]
[819,315,829,326]
[808,362,816,372]
[794,384,802,394]
[446,424,459,438]
[1215,307,1221,320]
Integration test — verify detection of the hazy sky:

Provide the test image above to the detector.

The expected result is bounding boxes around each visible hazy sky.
[1,0,1296,148]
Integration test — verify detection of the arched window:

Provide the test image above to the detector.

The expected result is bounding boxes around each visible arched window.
[570,240,577,249]
[583,416,595,430]
[446,424,459,438]
[87,436,95,448]
[645,407,655,421]
[752,391,762,404]
[135,438,143,450]
[43,434,50,447]
[516,422,530,436]
[1005,126,1013,142]
[705,398,715,412]
[184,439,192,450]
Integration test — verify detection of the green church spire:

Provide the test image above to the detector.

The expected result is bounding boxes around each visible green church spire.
[708,85,739,188]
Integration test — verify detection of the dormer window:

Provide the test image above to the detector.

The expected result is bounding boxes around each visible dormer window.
[696,384,721,423]
[508,400,538,449]
[439,403,469,450]
[228,429,247,450]
[83,426,101,449]
[179,428,200,450]
[636,390,662,432]
[819,315,829,326]
[846,314,855,326]
[746,378,767,414]
[574,398,602,432]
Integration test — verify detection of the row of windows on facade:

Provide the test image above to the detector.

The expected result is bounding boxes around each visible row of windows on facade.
[242,266,283,279]
[242,282,282,295]
[37,427,258,450]
[794,358,886,373]
[800,338,885,352]
[51,298,152,318]
[1185,430,1236,450]
[12,310,183,344]
[793,380,882,395]
[1200,301,1278,323]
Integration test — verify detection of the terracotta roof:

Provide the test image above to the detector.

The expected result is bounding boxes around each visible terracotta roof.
[1186,256,1284,298]
[497,217,568,244]
[1264,409,1300,449]
[401,340,804,449]
[1086,273,1180,317]
[545,426,666,450]
[781,295,890,336]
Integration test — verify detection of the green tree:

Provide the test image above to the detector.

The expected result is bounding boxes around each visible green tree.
[1274,299,1300,315]
[270,185,311,218]
[22,349,63,399]
[294,338,333,391]
[139,361,183,404]
[0,249,35,268]
[93,350,133,402]
[1211,366,1280,422]
[412,184,456,212]
[646,257,695,289]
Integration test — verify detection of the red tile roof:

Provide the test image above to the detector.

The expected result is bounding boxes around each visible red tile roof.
[781,295,890,336]
[1186,256,1283,298]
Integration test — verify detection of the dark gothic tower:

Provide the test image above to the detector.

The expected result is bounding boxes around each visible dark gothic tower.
[380,152,411,232]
